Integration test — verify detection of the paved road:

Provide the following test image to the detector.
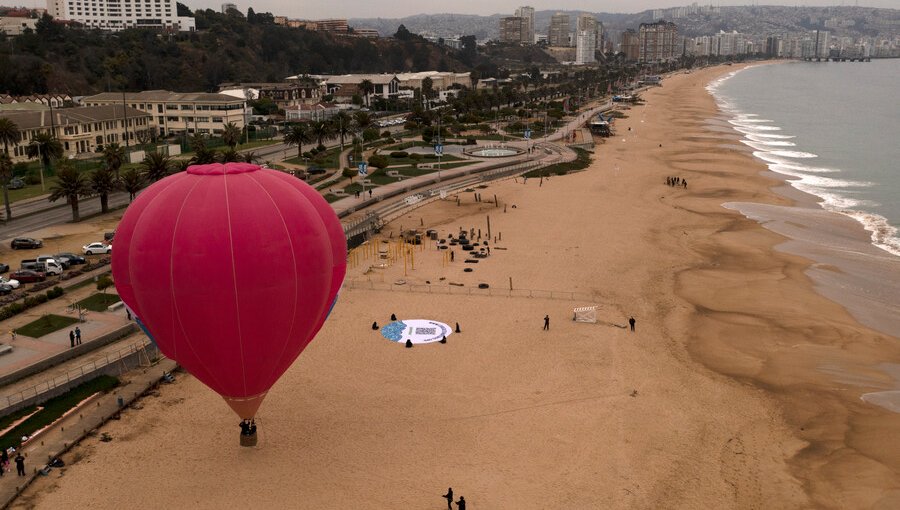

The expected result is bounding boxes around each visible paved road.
[0,192,132,241]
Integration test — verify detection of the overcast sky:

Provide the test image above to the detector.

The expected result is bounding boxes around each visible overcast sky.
[187,1,898,19]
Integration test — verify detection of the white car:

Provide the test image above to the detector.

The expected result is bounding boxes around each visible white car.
[0,277,19,289]
[83,242,112,255]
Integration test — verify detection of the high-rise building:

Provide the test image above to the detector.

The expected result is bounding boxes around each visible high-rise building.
[621,29,640,61]
[47,0,195,32]
[638,20,678,62]
[499,17,525,44]
[575,30,596,64]
[548,13,570,47]
[515,6,535,44]
[814,30,830,58]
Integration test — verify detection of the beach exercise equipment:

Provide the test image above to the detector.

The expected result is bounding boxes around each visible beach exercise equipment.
[112,163,346,446]
[573,306,598,323]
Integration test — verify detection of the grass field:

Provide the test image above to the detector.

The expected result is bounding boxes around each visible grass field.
[16,314,80,338]
[77,293,121,312]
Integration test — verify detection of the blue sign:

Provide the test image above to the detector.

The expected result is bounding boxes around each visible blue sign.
[434,143,443,156]
[524,129,532,139]
[358,162,368,176]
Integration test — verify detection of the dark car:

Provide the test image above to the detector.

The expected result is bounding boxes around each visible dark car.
[0,263,8,274]
[10,237,43,250]
[55,253,86,265]
[307,166,327,175]
[7,177,25,190]
[104,231,116,242]
[10,269,45,283]
[0,284,12,295]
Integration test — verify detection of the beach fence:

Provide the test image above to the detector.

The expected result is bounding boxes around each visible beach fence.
[342,279,597,303]
[0,340,161,418]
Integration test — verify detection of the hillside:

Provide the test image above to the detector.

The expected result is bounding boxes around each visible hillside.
[0,10,473,96]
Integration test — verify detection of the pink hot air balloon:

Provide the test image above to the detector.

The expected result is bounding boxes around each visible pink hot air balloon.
[112,163,346,423]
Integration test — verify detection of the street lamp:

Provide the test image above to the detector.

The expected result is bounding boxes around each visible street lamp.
[29,141,46,192]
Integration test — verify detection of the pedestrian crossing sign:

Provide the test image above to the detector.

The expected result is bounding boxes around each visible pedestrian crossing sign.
[358,162,368,176]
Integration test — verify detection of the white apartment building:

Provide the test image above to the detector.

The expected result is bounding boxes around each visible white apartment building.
[46,0,196,32]
[575,30,596,64]
[82,91,247,137]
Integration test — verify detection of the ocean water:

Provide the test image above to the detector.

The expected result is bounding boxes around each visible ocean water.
[708,60,900,257]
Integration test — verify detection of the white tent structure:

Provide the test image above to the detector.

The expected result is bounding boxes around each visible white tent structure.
[573,306,597,323]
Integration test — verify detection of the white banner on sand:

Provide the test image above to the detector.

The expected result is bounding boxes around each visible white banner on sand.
[380,319,453,344]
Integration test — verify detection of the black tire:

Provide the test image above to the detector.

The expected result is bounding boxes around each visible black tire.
[86,251,93,255]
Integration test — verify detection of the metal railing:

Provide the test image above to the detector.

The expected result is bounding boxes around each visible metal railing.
[0,339,158,416]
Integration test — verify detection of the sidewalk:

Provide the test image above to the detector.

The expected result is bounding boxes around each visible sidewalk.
[0,357,176,508]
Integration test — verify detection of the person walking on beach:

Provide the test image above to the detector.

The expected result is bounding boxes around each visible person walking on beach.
[75,327,82,345]
[456,495,466,510]
[69,330,75,348]
[14,452,25,476]
[442,488,454,510]
[629,316,636,332]
[543,315,550,331]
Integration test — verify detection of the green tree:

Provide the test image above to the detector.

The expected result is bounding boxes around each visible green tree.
[48,160,91,222]
[310,120,334,148]
[119,167,145,202]
[241,151,259,164]
[140,151,171,182]
[359,79,375,108]
[283,123,313,159]
[189,134,216,164]
[102,142,125,179]
[24,132,63,172]
[218,148,241,162]
[0,118,20,219]
[222,122,241,149]
[90,166,117,214]
[0,152,13,220]
[367,154,390,169]
[333,111,353,152]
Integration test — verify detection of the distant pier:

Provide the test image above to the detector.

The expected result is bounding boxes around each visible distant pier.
[802,57,872,62]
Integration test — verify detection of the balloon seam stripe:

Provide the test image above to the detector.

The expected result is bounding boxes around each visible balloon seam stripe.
[223,171,250,397]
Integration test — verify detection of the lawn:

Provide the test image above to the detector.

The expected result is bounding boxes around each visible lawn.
[524,147,593,178]
[16,314,80,338]
[284,145,343,169]
[0,375,120,449]
[77,292,122,312]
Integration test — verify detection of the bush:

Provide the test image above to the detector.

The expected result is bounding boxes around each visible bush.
[367,154,390,169]
[96,275,113,292]
[25,172,42,185]
[466,139,477,145]
[46,286,64,299]
[382,132,393,140]
[390,151,408,158]
[23,296,39,308]
[410,153,422,161]
[342,168,357,179]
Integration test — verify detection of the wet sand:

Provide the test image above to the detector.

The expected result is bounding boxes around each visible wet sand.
[12,65,900,509]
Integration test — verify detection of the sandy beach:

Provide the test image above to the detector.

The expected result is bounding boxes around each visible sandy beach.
[12,64,900,509]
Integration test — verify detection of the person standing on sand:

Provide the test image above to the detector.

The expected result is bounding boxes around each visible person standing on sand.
[543,315,550,331]
[629,316,636,332]
[15,452,24,476]
[442,488,453,510]
[456,495,466,510]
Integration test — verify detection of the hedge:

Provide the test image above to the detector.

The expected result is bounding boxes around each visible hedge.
[0,286,65,321]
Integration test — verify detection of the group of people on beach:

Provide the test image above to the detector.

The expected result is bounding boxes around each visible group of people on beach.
[0,448,27,476]
[443,488,466,510]
[666,176,687,189]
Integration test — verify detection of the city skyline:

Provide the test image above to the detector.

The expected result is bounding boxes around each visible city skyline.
[184,1,898,19]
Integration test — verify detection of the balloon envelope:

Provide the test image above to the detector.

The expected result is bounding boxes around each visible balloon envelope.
[112,163,346,419]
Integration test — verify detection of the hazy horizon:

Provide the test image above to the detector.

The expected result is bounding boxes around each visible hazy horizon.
[183,1,898,20]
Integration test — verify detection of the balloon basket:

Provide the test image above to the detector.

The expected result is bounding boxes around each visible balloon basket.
[240,432,258,447]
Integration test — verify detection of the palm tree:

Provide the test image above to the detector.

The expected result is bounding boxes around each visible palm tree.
[172,159,193,173]
[119,168,145,202]
[0,152,13,220]
[353,111,372,131]
[222,122,242,149]
[48,160,91,222]
[0,118,19,220]
[140,151,171,182]
[90,166,117,214]
[242,151,260,164]
[24,131,63,172]
[102,142,126,179]
[189,134,216,164]
[283,123,313,159]
[310,120,334,148]
[333,111,353,153]
[359,79,375,108]
[218,148,241,163]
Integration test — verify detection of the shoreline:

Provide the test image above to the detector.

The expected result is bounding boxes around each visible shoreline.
[706,62,900,340]
[10,64,900,509]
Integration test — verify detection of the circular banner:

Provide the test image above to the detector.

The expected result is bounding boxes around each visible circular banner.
[381,319,453,344]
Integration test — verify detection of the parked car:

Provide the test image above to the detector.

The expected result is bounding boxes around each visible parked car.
[20,258,63,276]
[38,254,69,269]
[307,166,327,175]
[0,284,13,295]
[82,242,112,255]
[0,277,20,289]
[0,263,8,273]
[10,269,45,283]
[10,237,43,249]
[55,253,86,265]
[7,177,25,190]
